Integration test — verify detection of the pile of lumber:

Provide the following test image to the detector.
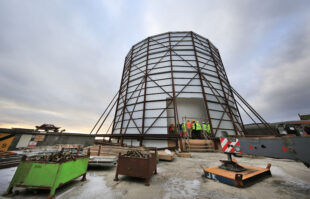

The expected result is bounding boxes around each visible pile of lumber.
[0,151,22,169]
[0,151,17,156]
[83,145,148,156]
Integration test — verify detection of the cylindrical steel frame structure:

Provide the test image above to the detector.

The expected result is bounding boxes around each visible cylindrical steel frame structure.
[112,31,245,147]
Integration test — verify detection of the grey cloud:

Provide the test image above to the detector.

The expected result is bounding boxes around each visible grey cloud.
[142,0,310,123]
[0,1,127,131]
[0,0,309,131]
[246,24,310,122]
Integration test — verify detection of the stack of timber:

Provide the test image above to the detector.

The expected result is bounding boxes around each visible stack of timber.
[83,145,148,156]
[182,139,215,152]
[0,151,23,169]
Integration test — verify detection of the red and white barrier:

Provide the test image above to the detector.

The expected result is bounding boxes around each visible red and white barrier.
[220,137,241,153]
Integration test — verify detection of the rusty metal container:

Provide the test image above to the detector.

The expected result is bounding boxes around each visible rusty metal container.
[114,149,157,186]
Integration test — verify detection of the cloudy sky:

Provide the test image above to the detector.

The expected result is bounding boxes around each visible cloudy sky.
[0,0,309,132]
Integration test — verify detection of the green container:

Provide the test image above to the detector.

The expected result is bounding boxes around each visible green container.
[6,156,89,198]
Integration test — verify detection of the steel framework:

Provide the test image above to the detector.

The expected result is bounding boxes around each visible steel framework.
[90,31,277,147]
[111,31,245,145]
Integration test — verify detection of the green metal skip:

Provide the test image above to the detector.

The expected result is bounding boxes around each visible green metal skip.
[5,156,89,198]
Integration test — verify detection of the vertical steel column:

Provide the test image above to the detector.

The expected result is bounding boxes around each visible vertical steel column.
[190,31,215,138]
[207,40,240,135]
[141,37,150,146]
[168,33,183,150]
[168,33,179,131]
[119,47,134,145]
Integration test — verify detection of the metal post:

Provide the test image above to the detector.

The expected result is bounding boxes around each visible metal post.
[141,37,150,146]
[169,33,183,151]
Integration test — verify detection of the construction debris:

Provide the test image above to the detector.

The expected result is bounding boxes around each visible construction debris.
[124,150,151,159]
[83,145,147,156]
[26,151,78,163]
[22,144,83,152]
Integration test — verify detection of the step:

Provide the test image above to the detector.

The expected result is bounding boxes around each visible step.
[188,145,211,149]
[187,139,213,144]
[187,143,212,147]
[188,149,215,152]
[186,144,214,148]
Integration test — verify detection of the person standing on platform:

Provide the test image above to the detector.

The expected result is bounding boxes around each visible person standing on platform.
[202,122,208,139]
[206,123,211,139]
[191,120,196,139]
[195,121,202,139]
[169,123,175,135]
[186,120,192,138]
[182,123,187,137]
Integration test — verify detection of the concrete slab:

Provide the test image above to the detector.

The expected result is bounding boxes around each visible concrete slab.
[0,152,309,199]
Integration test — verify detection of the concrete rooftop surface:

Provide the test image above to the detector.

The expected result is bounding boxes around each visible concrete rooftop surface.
[1,152,310,199]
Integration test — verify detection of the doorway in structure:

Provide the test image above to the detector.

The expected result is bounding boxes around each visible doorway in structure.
[167,98,208,127]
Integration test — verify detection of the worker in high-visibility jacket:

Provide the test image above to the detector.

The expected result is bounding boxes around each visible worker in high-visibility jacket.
[186,120,192,138]
[204,122,211,139]
[202,122,208,139]
[195,121,202,139]
[207,123,211,134]
[191,120,196,139]
[169,123,175,135]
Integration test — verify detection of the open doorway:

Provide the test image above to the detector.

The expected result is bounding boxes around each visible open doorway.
[167,97,208,131]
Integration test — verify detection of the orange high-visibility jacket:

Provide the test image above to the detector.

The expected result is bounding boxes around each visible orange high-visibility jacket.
[186,121,191,129]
